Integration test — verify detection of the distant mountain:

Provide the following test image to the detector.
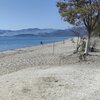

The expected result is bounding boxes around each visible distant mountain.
[0,30,12,35]
[0,28,57,36]
[0,27,86,37]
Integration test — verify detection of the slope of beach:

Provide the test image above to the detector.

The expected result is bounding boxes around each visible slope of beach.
[0,37,100,100]
[0,38,76,75]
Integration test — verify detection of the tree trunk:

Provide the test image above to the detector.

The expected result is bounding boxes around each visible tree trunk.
[76,35,80,52]
[84,35,90,55]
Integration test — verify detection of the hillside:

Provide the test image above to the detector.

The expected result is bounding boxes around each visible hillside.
[0,27,86,37]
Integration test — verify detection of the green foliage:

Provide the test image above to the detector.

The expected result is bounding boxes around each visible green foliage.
[57,0,100,35]
[57,0,100,54]
[94,19,100,35]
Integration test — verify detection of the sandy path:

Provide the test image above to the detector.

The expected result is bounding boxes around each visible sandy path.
[0,65,100,100]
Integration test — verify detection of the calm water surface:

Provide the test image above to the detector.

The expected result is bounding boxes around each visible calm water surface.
[0,36,70,51]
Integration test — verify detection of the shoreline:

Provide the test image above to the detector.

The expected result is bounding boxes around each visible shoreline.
[0,37,100,75]
[0,37,100,100]
[0,38,71,58]
[0,36,69,52]
[0,38,76,76]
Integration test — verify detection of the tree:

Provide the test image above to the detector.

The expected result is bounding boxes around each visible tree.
[57,0,100,54]
[70,27,81,52]
[94,19,100,36]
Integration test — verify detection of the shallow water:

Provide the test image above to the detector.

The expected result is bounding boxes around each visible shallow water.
[0,36,70,51]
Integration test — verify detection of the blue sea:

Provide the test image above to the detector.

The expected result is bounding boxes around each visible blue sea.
[0,36,70,51]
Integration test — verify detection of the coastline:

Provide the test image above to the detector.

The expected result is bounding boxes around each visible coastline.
[0,38,76,76]
[0,36,68,52]
[0,37,100,100]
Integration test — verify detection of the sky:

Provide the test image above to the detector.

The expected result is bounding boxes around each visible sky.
[0,0,72,30]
